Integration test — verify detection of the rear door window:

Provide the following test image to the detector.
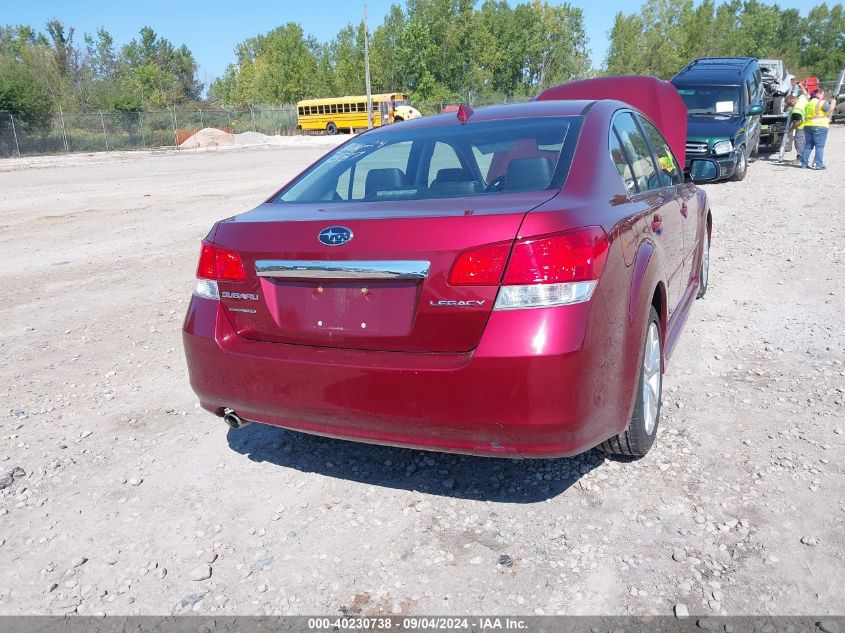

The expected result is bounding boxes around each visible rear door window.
[610,130,638,195]
[612,113,661,192]
[637,116,683,187]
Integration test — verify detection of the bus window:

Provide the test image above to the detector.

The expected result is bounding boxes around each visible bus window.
[344,104,350,113]
[358,103,365,111]
[310,106,317,115]
[298,107,304,116]
[319,105,325,114]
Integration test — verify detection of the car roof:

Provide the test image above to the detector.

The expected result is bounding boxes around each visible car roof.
[363,100,591,133]
[673,57,758,84]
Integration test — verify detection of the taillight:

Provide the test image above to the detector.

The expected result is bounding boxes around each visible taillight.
[448,241,511,286]
[196,241,245,281]
[193,241,246,300]
[496,227,609,310]
[503,227,609,285]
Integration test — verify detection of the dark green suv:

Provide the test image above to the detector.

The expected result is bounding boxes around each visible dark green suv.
[672,58,765,182]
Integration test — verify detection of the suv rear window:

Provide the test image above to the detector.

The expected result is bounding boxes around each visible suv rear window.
[274,117,578,203]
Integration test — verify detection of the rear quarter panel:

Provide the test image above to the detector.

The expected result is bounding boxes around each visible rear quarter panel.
[521,102,669,440]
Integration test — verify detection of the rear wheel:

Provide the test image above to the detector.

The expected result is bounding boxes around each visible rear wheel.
[600,306,662,458]
[696,227,710,299]
[729,147,747,181]
[326,122,338,135]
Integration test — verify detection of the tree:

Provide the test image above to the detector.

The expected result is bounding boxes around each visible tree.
[120,27,202,108]
[801,3,845,79]
[0,54,51,126]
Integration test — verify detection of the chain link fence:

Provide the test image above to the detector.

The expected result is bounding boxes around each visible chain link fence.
[0,107,298,158]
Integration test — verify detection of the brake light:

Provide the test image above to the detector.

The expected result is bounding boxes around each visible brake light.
[196,241,246,281]
[193,241,246,301]
[448,241,511,286]
[503,227,609,285]
[495,227,608,310]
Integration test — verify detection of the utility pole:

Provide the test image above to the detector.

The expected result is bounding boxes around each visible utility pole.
[364,4,373,130]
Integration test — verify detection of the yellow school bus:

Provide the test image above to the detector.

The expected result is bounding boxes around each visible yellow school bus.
[296,93,421,135]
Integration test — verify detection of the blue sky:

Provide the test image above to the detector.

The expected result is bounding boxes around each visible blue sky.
[4,0,809,87]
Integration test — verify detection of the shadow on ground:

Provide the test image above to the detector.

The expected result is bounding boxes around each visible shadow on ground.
[226,423,608,503]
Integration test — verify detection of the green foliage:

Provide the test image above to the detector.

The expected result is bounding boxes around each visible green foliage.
[210,0,591,108]
[606,0,845,80]
[801,3,845,78]
[0,54,52,126]
[0,20,201,116]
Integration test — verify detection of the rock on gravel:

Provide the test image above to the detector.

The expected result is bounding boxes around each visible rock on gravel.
[189,564,212,581]
[0,466,25,489]
[674,604,690,618]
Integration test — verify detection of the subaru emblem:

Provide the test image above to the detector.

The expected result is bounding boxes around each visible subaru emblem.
[318,226,353,246]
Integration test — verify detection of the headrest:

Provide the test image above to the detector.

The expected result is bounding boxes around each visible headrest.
[506,157,553,192]
[365,168,406,197]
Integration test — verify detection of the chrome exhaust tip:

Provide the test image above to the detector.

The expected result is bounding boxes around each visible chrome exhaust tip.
[222,408,251,430]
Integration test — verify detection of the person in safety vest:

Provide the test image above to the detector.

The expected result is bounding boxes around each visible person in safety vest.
[779,93,808,162]
[657,154,677,178]
[801,89,834,170]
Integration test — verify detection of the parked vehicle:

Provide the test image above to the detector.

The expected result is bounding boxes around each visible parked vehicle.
[296,93,421,135]
[183,77,715,459]
[757,59,797,149]
[672,57,765,181]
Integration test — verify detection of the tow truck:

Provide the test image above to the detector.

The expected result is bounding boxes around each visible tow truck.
[758,59,795,150]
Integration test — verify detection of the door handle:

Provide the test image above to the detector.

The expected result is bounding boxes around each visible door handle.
[651,215,663,233]
[680,203,688,217]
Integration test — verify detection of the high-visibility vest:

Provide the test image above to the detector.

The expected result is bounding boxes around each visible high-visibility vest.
[657,155,676,174]
[792,95,808,129]
[804,98,831,128]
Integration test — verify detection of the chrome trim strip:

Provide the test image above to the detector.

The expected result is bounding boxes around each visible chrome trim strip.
[254,260,430,280]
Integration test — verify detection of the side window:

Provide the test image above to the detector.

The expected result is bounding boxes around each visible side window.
[610,129,638,195]
[745,81,752,107]
[613,113,660,192]
[350,141,413,199]
[427,142,463,186]
[638,116,683,187]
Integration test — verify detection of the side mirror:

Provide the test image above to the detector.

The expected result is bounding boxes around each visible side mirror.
[749,104,765,116]
[690,159,719,183]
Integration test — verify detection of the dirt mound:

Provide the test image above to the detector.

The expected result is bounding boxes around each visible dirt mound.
[178,127,234,149]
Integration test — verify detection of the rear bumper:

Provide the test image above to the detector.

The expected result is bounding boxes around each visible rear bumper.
[182,296,624,458]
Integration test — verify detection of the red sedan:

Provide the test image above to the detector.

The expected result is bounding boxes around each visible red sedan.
[183,77,715,458]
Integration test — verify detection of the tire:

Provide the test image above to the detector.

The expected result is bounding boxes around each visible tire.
[326,122,338,135]
[599,306,662,458]
[729,147,747,181]
[696,226,710,299]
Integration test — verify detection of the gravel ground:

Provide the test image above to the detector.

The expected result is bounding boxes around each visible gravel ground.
[0,131,843,616]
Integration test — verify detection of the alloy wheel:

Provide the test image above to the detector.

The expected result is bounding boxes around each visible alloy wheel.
[642,322,662,435]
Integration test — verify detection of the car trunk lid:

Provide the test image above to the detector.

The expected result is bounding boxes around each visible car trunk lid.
[212,194,553,352]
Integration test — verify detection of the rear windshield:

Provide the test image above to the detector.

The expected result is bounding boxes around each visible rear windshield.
[675,85,741,116]
[274,117,578,204]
